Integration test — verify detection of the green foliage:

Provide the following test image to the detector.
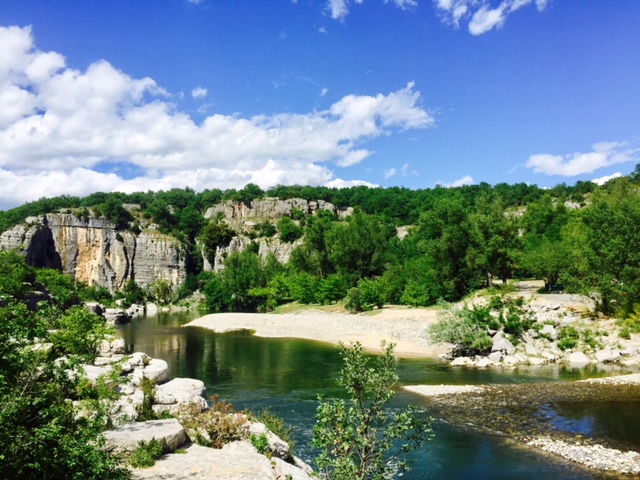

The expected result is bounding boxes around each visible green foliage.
[250,434,270,455]
[345,278,385,312]
[121,279,146,307]
[200,220,235,265]
[277,216,303,243]
[254,220,277,238]
[36,268,79,307]
[129,439,165,468]
[0,255,130,480]
[313,342,432,480]
[0,250,37,298]
[79,284,113,303]
[255,408,294,454]
[429,296,532,356]
[557,326,580,351]
[315,274,348,305]
[50,306,113,361]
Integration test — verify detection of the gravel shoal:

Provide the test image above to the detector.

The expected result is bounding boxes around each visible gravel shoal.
[528,438,640,475]
[403,385,484,396]
[185,310,448,358]
[579,373,640,385]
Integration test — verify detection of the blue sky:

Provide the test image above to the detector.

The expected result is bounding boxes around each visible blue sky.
[0,0,638,209]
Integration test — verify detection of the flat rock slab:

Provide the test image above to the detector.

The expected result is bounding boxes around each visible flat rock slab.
[132,441,277,480]
[103,419,187,454]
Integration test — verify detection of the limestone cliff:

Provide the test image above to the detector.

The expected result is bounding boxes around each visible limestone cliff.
[204,197,353,221]
[0,214,186,292]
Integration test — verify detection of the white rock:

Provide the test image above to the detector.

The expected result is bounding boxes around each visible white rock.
[488,351,503,363]
[153,378,208,414]
[476,357,493,368]
[129,352,150,367]
[595,348,621,363]
[143,358,169,383]
[528,357,547,366]
[540,324,558,340]
[273,457,313,480]
[525,344,539,356]
[451,356,473,366]
[567,351,591,366]
[111,338,127,354]
[103,419,187,454]
[492,336,515,355]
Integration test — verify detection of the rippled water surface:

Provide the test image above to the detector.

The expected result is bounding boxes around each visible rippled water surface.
[117,311,635,479]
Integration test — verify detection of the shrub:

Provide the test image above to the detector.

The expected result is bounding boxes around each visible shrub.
[129,439,165,468]
[256,408,294,454]
[250,434,270,455]
[314,342,433,479]
[557,326,580,351]
[345,287,365,313]
[175,396,247,449]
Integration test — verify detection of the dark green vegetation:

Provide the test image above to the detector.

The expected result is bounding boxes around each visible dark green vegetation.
[2,170,640,317]
[313,342,433,479]
[0,251,129,479]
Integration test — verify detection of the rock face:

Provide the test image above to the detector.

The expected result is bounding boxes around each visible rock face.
[0,213,186,293]
[204,197,352,221]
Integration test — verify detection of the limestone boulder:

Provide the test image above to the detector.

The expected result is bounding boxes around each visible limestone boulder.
[143,358,169,383]
[567,351,591,366]
[153,378,208,414]
[103,419,187,454]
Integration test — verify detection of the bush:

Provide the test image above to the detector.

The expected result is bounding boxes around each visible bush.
[50,306,113,361]
[557,326,580,351]
[175,396,247,449]
[277,217,303,243]
[250,434,270,455]
[129,439,164,468]
[345,287,365,313]
[315,274,348,305]
[401,281,432,307]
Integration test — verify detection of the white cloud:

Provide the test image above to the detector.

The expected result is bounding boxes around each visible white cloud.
[191,86,208,99]
[384,168,397,179]
[401,163,418,176]
[0,26,434,209]
[187,0,203,4]
[433,0,548,35]
[327,0,416,20]
[437,174,475,187]
[320,87,329,97]
[326,178,379,188]
[526,141,638,176]
[591,172,622,186]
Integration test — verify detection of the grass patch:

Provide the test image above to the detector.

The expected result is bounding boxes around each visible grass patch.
[129,438,164,468]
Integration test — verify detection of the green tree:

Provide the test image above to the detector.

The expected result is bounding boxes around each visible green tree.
[314,342,432,479]
[277,216,303,243]
[200,220,235,266]
[327,211,394,281]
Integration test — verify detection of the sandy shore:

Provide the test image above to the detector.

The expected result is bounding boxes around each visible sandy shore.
[185,308,449,358]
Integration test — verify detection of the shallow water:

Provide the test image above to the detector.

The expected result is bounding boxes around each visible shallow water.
[117,311,636,479]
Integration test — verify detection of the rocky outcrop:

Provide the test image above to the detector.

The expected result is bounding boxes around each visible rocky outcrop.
[0,213,186,293]
[204,197,353,221]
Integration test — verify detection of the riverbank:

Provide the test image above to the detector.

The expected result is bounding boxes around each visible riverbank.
[186,308,448,358]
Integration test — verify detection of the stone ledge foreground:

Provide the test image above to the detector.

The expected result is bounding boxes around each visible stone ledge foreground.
[132,441,312,480]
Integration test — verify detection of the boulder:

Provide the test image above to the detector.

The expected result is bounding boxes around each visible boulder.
[153,378,208,414]
[103,419,187,454]
[451,356,473,366]
[272,457,314,480]
[143,358,169,383]
[595,348,621,363]
[492,335,515,355]
[475,357,493,368]
[487,351,503,363]
[567,351,591,366]
[525,343,539,356]
[104,308,131,325]
[540,324,558,340]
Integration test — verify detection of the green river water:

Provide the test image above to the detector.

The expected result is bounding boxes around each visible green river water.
[117,311,640,480]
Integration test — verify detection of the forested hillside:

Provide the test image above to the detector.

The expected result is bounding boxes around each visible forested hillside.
[2,167,640,318]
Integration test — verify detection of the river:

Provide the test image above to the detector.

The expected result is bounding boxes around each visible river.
[117,310,636,480]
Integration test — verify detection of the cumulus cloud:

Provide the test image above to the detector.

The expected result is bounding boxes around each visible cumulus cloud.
[0,26,433,209]
[591,172,622,186]
[437,174,475,187]
[526,141,638,177]
[384,167,397,179]
[326,178,379,188]
[191,86,208,99]
[434,0,549,35]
